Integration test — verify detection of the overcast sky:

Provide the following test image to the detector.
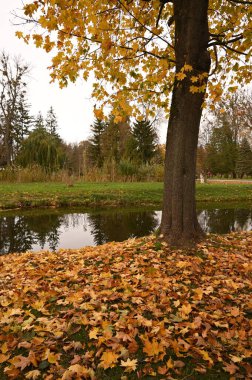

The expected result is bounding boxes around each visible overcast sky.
[0,0,167,144]
[0,0,97,143]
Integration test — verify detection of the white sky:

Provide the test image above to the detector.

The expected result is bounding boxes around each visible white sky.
[0,0,167,144]
[0,0,96,144]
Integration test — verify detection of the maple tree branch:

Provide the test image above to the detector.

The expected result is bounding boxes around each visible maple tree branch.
[156,0,173,27]
[221,44,247,55]
[116,0,174,49]
[209,45,219,76]
[208,34,244,47]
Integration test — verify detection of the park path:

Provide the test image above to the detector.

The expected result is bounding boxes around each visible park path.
[207,179,252,184]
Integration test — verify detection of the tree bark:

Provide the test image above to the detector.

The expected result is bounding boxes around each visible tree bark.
[160,0,211,247]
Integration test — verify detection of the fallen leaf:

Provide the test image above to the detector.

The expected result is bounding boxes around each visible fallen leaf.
[120,358,138,372]
[99,351,119,369]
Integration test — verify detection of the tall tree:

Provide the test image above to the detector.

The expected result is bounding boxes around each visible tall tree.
[131,119,158,164]
[0,52,32,166]
[205,124,238,177]
[89,118,106,167]
[45,106,59,136]
[19,0,252,246]
[100,115,131,164]
[236,138,252,178]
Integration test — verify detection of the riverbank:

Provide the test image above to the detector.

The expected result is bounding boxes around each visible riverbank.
[0,232,251,379]
[0,182,252,210]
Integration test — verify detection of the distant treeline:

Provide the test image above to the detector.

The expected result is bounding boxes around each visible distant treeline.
[1,52,251,182]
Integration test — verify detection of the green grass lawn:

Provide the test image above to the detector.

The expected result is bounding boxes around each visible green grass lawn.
[0,182,252,210]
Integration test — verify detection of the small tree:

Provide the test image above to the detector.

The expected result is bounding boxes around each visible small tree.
[45,106,59,136]
[34,112,45,129]
[89,118,106,168]
[131,119,158,164]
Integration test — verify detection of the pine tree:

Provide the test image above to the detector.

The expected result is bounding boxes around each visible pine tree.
[45,106,59,136]
[236,138,252,178]
[131,119,158,164]
[89,118,106,167]
[34,112,45,130]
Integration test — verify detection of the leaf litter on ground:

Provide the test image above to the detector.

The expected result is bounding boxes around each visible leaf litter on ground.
[0,232,251,379]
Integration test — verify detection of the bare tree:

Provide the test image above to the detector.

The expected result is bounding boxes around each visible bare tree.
[0,52,31,166]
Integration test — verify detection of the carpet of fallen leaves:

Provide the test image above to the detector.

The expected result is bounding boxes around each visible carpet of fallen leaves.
[0,232,251,380]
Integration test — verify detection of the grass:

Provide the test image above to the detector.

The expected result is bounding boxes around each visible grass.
[0,232,251,379]
[0,182,252,210]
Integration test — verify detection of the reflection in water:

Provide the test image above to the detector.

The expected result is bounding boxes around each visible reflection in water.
[87,211,159,246]
[0,207,251,254]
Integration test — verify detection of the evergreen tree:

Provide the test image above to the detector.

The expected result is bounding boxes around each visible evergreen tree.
[89,118,106,167]
[34,112,45,130]
[131,119,158,164]
[45,106,59,136]
[236,138,252,178]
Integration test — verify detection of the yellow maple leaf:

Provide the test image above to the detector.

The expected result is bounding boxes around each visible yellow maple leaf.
[142,338,165,357]
[15,31,23,39]
[180,303,192,315]
[176,72,186,81]
[89,327,99,339]
[197,349,213,365]
[190,76,199,83]
[99,351,119,369]
[190,85,199,93]
[183,64,193,72]
[62,364,89,379]
[43,349,61,364]
[25,370,41,380]
[193,288,203,301]
[94,108,104,120]
[1,342,8,354]
[120,358,138,372]
[176,261,187,268]
[166,357,174,369]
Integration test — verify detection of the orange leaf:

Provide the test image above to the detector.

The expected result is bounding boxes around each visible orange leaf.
[142,338,165,357]
[0,354,10,364]
[99,351,119,369]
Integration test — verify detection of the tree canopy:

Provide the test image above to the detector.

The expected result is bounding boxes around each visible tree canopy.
[18,0,252,119]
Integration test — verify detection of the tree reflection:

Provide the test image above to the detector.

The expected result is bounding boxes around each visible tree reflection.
[0,216,34,254]
[87,210,159,245]
[0,207,251,254]
[197,208,252,233]
[0,213,62,254]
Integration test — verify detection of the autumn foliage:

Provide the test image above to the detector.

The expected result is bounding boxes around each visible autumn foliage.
[17,0,252,118]
[0,232,251,379]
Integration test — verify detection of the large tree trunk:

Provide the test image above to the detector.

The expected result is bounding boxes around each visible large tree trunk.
[160,0,211,247]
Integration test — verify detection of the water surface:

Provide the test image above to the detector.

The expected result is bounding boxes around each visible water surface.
[0,205,251,254]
